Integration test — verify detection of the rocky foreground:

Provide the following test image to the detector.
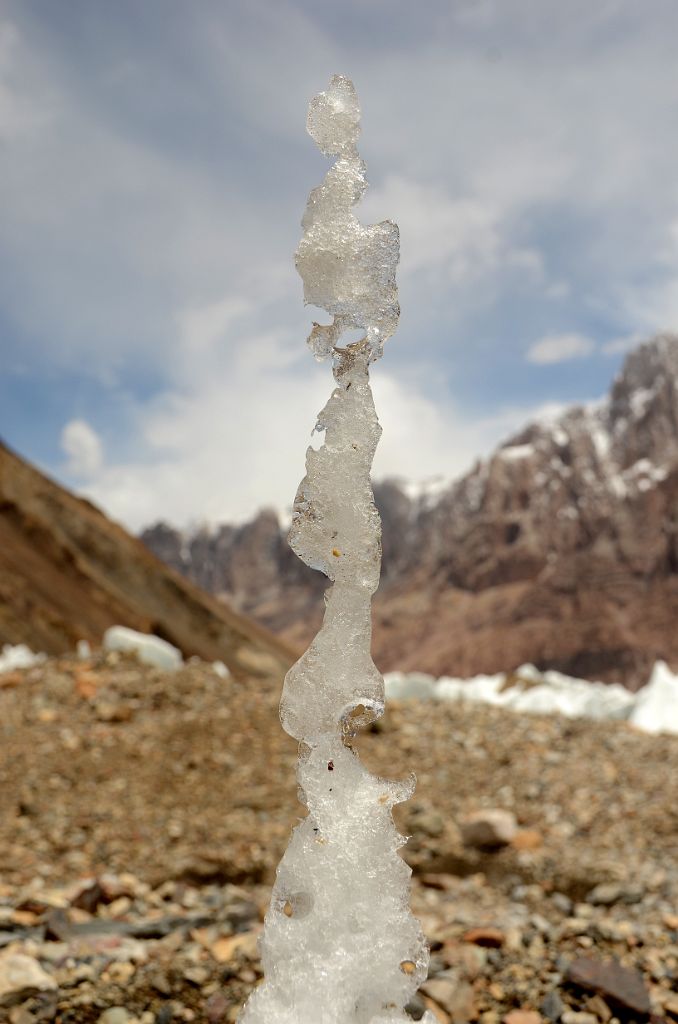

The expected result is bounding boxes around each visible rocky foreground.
[0,655,677,1023]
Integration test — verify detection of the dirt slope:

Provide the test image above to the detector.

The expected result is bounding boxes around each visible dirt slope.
[0,441,296,680]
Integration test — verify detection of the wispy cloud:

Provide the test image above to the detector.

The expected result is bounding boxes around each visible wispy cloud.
[526,333,596,365]
[60,419,104,477]
[601,332,646,356]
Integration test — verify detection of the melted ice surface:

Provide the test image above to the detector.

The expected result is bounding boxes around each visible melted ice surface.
[296,75,400,363]
[239,77,433,1024]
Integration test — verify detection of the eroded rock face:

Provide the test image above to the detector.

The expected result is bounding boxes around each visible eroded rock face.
[142,334,678,689]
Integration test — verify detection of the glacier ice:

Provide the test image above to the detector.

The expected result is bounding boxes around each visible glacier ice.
[629,660,678,734]
[102,626,183,672]
[0,644,46,673]
[239,76,434,1024]
[384,662,678,735]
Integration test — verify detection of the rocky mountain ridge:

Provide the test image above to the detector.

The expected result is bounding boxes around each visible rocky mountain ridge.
[142,334,678,688]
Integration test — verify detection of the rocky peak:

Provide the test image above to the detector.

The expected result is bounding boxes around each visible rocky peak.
[142,333,678,686]
[608,332,678,471]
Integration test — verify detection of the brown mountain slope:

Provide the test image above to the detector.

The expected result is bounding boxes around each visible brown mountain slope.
[0,440,296,679]
[143,334,678,689]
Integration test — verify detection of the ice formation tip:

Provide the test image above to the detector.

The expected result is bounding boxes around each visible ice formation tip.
[307,74,361,157]
[296,75,400,363]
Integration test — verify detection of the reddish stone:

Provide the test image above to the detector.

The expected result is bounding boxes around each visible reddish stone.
[566,957,650,1017]
[462,926,505,948]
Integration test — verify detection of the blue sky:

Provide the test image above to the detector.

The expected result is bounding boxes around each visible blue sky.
[2,0,678,528]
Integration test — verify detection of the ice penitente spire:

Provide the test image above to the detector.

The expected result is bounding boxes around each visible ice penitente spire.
[239,75,434,1024]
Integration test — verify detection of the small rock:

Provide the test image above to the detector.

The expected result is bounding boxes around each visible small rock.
[44,908,73,941]
[204,992,230,1024]
[558,918,590,938]
[10,910,39,928]
[551,893,573,915]
[460,809,517,849]
[98,1010,131,1024]
[0,671,24,689]
[0,952,57,1006]
[586,883,643,907]
[71,879,107,913]
[504,1012,541,1024]
[405,993,428,1021]
[585,883,621,906]
[663,997,678,1019]
[427,954,446,978]
[108,962,136,985]
[210,932,258,963]
[184,966,209,986]
[422,977,476,1023]
[585,995,611,1022]
[95,701,133,723]
[421,997,448,1024]
[504,927,523,953]
[511,830,543,851]
[565,957,650,1017]
[9,1007,35,1024]
[459,944,487,979]
[541,991,564,1022]
[108,896,132,918]
[151,972,172,996]
[561,1014,597,1024]
[462,927,505,948]
[415,811,445,838]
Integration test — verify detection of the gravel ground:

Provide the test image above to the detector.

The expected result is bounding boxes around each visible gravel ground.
[0,654,676,1023]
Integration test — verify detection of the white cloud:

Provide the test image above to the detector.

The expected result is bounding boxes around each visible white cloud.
[60,419,104,477]
[177,296,252,356]
[601,332,646,356]
[361,176,548,295]
[362,176,502,283]
[526,333,596,365]
[71,296,573,530]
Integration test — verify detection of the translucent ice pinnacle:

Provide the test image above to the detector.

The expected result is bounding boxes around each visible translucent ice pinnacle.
[239,75,433,1024]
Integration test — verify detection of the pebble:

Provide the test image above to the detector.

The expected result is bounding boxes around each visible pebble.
[585,995,611,1022]
[561,1013,597,1024]
[463,927,505,948]
[0,952,57,1004]
[511,830,543,851]
[98,1010,130,1024]
[503,1012,541,1024]
[9,1009,35,1024]
[414,810,446,838]
[422,976,476,1023]
[565,956,650,1016]
[663,997,678,1019]
[551,894,573,916]
[540,991,565,1021]
[460,809,517,849]
[184,965,209,986]
[586,883,644,907]
[405,993,428,1021]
